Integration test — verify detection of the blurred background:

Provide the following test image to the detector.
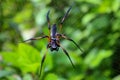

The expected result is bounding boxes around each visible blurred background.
[0,0,120,80]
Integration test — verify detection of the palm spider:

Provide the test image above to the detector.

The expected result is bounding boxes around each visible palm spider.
[22,7,83,79]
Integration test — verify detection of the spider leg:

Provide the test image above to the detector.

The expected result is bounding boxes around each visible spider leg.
[61,45,75,69]
[21,36,48,42]
[36,48,48,80]
[56,41,75,69]
[47,10,51,36]
[61,34,84,53]
[59,6,72,32]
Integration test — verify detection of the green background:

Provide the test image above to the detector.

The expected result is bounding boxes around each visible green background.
[0,0,120,80]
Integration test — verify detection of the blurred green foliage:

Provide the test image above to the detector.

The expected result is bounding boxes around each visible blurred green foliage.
[0,0,120,80]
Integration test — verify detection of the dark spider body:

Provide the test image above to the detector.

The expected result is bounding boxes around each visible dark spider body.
[22,7,83,80]
[48,24,60,51]
[48,39,59,51]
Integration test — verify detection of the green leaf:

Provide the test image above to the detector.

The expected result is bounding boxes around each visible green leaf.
[1,52,18,66]
[84,49,113,68]
[1,43,40,74]
[90,50,113,68]
[23,74,33,80]
[113,75,120,80]
[1,43,53,74]
[45,73,58,80]
[17,43,41,74]
[0,70,14,78]
[82,13,96,25]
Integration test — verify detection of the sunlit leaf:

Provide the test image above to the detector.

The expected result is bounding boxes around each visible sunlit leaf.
[113,75,120,80]
[23,74,33,80]
[17,43,41,74]
[84,49,113,68]
[90,50,113,68]
[45,73,58,80]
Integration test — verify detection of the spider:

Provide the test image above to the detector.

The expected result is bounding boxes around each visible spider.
[22,7,83,79]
